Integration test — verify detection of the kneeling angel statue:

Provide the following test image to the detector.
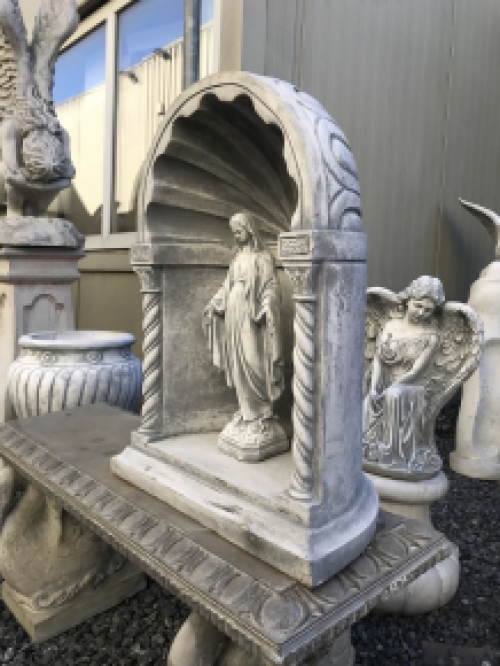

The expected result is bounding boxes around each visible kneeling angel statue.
[363,276,482,480]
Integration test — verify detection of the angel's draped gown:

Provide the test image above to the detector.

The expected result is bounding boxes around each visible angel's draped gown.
[204,249,284,422]
[363,332,433,463]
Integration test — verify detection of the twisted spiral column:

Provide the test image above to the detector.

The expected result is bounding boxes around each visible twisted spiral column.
[283,262,318,502]
[289,299,317,500]
[135,267,163,439]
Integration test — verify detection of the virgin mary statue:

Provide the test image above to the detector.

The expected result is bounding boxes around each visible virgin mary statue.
[203,212,288,462]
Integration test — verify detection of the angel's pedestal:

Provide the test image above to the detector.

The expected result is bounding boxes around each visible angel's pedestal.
[367,471,459,614]
[0,242,82,421]
[453,261,500,480]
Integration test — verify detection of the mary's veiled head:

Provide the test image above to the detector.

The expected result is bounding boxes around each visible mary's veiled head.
[229,211,267,252]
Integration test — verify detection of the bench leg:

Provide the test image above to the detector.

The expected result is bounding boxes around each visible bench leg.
[167,613,228,665]
[168,612,355,665]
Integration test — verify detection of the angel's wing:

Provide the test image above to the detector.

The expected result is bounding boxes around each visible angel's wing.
[31,0,78,105]
[0,0,30,116]
[364,287,403,395]
[421,302,483,442]
[460,198,500,259]
[0,26,18,122]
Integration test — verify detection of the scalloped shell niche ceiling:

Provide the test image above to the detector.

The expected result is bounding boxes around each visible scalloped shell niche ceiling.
[144,93,299,245]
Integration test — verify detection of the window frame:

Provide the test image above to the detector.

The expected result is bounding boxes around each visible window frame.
[59,0,221,251]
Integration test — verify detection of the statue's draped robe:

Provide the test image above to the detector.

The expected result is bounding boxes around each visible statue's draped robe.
[363,335,430,464]
[205,249,284,422]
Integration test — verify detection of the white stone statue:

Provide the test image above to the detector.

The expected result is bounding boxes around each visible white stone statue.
[363,276,482,480]
[453,199,500,479]
[203,211,288,461]
[0,0,78,219]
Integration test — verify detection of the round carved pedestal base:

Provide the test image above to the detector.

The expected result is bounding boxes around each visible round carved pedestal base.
[367,472,459,615]
[167,613,355,666]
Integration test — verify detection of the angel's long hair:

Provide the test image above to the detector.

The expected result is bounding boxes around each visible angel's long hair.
[399,276,445,309]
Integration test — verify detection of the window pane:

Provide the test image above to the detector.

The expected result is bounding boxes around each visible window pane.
[53,26,106,104]
[51,25,106,236]
[202,0,214,25]
[118,0,184,71]
[200,0,214,79]
[113,0,215,233]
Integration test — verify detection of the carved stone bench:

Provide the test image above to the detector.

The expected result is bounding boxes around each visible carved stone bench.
[0,404,450,665]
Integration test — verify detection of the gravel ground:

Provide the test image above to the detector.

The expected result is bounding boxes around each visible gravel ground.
[0,407,497,665]
[352,406,500,666]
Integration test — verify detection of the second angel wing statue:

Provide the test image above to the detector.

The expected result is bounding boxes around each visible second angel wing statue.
[363,276,483,480]
[0,0,78,219]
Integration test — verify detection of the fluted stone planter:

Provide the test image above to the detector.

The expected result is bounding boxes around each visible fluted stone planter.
[8,331,142,418]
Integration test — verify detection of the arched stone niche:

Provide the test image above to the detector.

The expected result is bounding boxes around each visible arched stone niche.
[118,73,377,587]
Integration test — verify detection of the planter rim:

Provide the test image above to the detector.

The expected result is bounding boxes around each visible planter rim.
[18,330,136,350]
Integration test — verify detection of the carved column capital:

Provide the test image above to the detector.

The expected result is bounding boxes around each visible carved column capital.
[134,266,162,294]
[283,262,319,302]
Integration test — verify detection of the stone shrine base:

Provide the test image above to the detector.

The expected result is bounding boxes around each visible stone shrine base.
[2,563,146,643]
[112,433,379,588]
[367,472,459,614]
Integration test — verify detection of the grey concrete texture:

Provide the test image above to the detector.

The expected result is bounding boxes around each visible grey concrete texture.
[363,277,482,480]
[367,471,459,615]
[8,330,142,417]
[115,72,378,587]
[0,246,82,422]
[2,562,146,643]
[0,217,84,248]
[0,0,78,219]
[454,201,500,479]
[0,403,451,665]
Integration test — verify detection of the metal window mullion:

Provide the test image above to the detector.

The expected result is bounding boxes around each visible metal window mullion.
[183,0,201,89]
[212,0,221,73]
[102,11,118,238]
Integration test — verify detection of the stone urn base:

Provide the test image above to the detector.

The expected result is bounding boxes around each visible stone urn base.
[366,472,459,615]
[8,330,142,417]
